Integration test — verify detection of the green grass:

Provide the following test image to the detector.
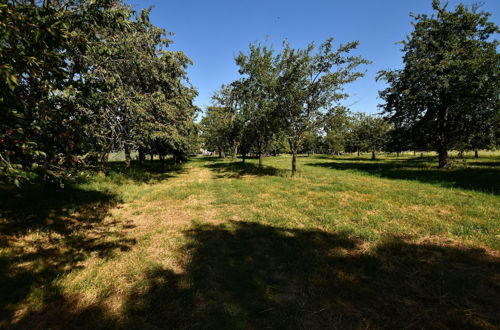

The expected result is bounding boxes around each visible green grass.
[1,153,499,329]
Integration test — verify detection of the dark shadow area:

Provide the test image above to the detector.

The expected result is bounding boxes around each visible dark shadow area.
[119,222,499,329]
[308,159,500,195]
[468,161,500,167]
[102,158,186,184]
[205,161,286,179]
[190,156,227,163]
[0,184,135,326]
[15,221,498,329]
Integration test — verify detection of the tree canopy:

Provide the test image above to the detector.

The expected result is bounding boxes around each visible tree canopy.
[377,0,500,167]
[0,0,198,184]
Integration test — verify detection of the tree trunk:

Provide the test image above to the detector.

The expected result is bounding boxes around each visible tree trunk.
[438,149,448,168]
[413,150,416,156]
[160,154,165,173]
[474,150,479,159]
[242,152,246,163]
[357,150,360,157]
[138,148,145,167]
[124,145,131,169]
[232,143,238,161]
[437,106,449,168]
[98,151,109,177]
[218,147,225,159]
[371,151,376,160]
[258,152,263,167]
[291,152,297,177]
[150,154,154,163]
[396,151,400,157]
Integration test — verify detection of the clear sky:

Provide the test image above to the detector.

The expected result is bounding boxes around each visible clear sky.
[127,0,499,116]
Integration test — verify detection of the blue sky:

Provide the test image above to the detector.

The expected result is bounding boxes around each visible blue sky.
[127,0,499,116]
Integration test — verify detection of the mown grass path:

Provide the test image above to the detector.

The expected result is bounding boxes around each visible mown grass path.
[1,154,499,329]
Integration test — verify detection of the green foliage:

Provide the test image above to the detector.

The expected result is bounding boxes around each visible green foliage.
[0,0,197,184]
[235,44,281,163]
[347,113,391,158]
[0,0,107,184]
[204,39,368,173]
[324,106,352,154]
[378,0,500,167]
[200,84,239,158]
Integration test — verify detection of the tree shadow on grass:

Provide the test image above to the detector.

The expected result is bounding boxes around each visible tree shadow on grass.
[307,159,500,195]
[9,221,499,329]
[468,161,500,167]
[101,159,187,184]
[0,184,136,327]
[205,161,286,179]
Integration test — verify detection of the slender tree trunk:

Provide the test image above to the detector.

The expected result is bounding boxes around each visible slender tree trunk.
[413,150,416,156]
[437,106,449,168]
[218,147,225,159]
[291,151,297,177]
[371,151,376,160]
[150,154,154,163]
[232,143,238,161]
[357,150,360,157]
[124,145,131,169]
[437,147,448,168]
[474,150,479,159]
[98,151,110,177]
[258,152,263,167]
[138,148,145,167]
[396,151,400,157]
[160,154,165,173]
[242,152,246,163]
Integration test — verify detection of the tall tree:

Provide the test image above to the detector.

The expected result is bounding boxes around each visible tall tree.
[277,39,369,176]
[324,106,352,155]
[378,0,499,168]
[0,0,127,184]
[235,44,280,167]
[1,1,197,183]
[352,114,391,160]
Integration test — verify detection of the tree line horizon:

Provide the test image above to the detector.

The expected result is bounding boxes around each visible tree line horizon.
[1,0,499,184]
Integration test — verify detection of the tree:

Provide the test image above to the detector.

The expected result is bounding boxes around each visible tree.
[277,39,369,176]
[79,6,197,173]
[0,0,128,184]
[378,0,500,168]
[324,106,351,155]
[235,43,281,167]
[201,106,232,158]
[1,1,197,183]
[352,114,390,160]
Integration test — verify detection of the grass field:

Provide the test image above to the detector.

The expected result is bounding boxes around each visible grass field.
[1,153,499,329]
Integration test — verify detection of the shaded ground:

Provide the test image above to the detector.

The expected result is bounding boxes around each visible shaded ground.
[11,221,500,329]
[205,161,286,179]
[0,184,136,326]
